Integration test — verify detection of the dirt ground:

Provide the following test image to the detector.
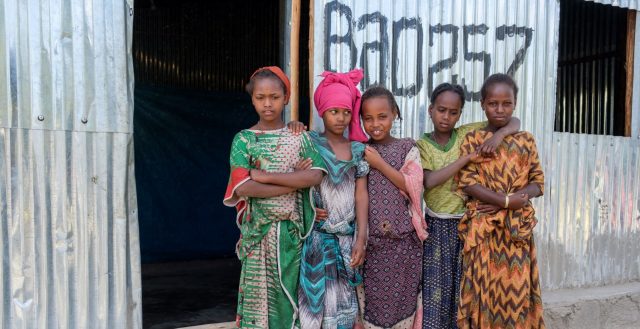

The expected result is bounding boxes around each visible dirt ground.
[142,258,240,329]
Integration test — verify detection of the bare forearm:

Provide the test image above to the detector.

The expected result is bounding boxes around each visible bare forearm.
[376,162,407,193]
[496,117,520,138]
[354,178,369,243]
[462,184,506,207]
[236,180,296,198]
[513,183,542,199]
[424,154,471,189]
[259,169,324,188]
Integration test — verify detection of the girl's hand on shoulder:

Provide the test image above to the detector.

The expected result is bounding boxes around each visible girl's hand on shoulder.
[364,146,384,170]
[293,158,313,171]
[250,169,268,183]
[478,133,503,157]
[507,193,529,210]
[350,238,366,268]
[286,121,307,135]
[315,208,328,222]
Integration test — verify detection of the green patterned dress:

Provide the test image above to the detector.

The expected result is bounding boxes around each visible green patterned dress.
[224,128,326,329]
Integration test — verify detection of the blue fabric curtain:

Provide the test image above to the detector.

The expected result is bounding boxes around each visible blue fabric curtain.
[135,84,257,262]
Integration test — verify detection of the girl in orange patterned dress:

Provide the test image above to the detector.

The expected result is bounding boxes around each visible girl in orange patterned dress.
[456,73,545,329]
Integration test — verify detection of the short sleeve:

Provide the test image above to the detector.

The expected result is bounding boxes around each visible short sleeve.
[224,131,252,208]
[456,132,481,193]
[526,134,545,195]
[229,132,251,170]
[457,121,487,136]
[416,139,435,171]
[355,160,370,178]
[300,132,327,172]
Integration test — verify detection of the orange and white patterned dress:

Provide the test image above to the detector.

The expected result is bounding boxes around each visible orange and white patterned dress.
[456,130,545,329]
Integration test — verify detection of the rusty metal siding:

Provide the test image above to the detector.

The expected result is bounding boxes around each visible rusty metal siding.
[0,0,141,328]
[313,0,640,290]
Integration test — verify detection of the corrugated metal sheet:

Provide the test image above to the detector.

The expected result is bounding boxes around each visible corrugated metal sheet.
[588,0,640,10]
[313,0,640,290]
[0,0,132,134]
[0,1,141,329]
[541,133,640,289]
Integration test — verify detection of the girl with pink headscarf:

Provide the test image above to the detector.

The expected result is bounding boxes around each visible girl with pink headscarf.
[297,69,370,329]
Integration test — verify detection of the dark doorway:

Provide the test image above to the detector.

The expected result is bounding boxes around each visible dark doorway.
[132,0,283,327]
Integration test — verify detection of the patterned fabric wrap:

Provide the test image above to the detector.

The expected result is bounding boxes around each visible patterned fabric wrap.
[456,131,545,329]
[400,157,427,241]
[422,212,463,329]
[223,128,326,329]
[361,138,424,328]
[298,131,369,329]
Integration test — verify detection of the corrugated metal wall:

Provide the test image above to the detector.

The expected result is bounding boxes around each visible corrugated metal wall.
[0,0,141,328]
[313,0,640,290]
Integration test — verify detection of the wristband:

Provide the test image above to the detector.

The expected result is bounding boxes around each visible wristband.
[504,195,510,208]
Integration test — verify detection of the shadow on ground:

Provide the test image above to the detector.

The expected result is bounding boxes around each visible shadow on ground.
[143,258,240,329]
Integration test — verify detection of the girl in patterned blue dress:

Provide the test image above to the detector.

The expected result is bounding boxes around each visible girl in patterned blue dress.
[298,69,369,329]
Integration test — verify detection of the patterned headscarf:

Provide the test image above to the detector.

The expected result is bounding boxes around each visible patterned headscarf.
[313,69,367,142]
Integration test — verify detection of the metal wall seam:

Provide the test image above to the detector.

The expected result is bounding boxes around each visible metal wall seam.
[0,0,140,328]
[313,0,640,290]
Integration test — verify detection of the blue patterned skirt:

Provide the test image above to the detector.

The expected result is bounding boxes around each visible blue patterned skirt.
[298,226,361,329]
[422,213,463,329]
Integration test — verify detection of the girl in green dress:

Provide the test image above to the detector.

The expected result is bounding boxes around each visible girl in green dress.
[224,66,326,329]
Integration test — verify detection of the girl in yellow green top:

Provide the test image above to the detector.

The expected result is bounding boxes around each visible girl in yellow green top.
[417,83,519,329]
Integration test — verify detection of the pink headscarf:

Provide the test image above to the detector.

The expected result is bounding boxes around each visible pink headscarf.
[313,69,368,142]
